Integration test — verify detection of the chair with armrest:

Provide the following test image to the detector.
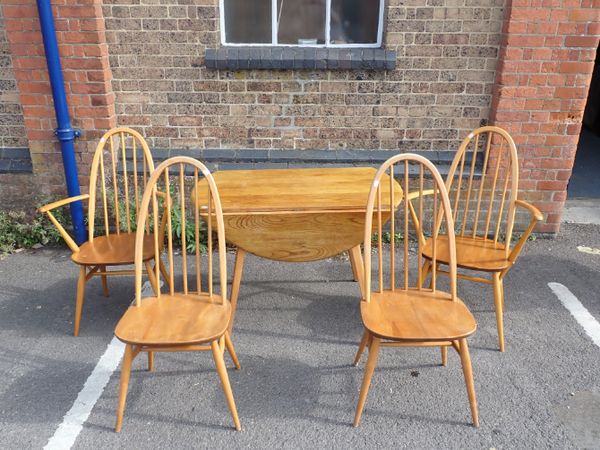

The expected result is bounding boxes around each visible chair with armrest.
[38,127,168,336]
[420,126,542,352]
[353,153,479,427]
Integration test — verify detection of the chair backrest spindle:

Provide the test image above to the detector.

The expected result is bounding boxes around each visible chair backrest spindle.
[446,126,519,258]
[134,157,228,308]
[120,132,132,233]
[363,154,457,303]
[88,128,154,241]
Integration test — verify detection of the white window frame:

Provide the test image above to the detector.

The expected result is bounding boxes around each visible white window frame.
[219,0,384,48]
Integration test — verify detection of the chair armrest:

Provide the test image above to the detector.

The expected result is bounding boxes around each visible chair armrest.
[507,199,543,265]
[406,189,435,246]
[38,194,90,213]
[406,189,435,201]
[514,199,543,222]
[37,194,89,252]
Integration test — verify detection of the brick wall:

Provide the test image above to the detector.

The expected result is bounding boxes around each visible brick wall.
[103,0,504,152]
[0,0,116,211]
[0,12,33,210]
[490,0,600,233]
[1,0,598,232]
[0,14,27,149]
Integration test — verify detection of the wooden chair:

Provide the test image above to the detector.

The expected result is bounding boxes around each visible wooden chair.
[420,126,543,352]
[39,127,168,336]
[353,153,479,428]
[114,156,241,432]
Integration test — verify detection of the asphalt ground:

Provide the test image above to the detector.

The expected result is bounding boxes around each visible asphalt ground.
[0,223,599,449]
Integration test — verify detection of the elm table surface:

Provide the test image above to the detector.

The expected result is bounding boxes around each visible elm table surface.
[194,166,402,333]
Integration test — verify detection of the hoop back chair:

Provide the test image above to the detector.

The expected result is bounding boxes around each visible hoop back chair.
[352,154,479,428]
[420,126,543,351]
[114,156,241,432]
[39,127,166,336]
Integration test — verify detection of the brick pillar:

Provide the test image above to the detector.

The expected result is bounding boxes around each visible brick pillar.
[490,0,600,233]
[2,0,115,199]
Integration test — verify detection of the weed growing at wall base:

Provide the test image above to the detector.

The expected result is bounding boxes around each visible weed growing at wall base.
[0,209,66,254]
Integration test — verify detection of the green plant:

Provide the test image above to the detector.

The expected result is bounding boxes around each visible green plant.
[169,202,208,254]
[0,207,67,254]
[108,192,208,254]
[371,231,404,245]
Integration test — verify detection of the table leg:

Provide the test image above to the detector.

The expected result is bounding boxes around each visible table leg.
[348,249,360,282]
[228,247,246,335]
[348,245,365,298]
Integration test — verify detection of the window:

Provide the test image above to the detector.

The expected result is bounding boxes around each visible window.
[220,0,384,47]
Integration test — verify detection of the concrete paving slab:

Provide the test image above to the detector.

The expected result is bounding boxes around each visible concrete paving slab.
[562,199,600,225]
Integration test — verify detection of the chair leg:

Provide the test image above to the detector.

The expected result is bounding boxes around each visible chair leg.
[147,351,154,371]
[211,340,241,431]
[492,271,505,352]
[353,329,369,366]
[228,248,246,335]
[100,265,109,297]
[144,260,159,296]
[224,331,241,370]
[354,336,381,427]
[74,266,87,337]
[348,248,360,282]
[158,258,171,291]
[115,344,134,432]
[441,345,448,367]
[458,338,479,427]
[428,263,440,289]
[420,260,432,288]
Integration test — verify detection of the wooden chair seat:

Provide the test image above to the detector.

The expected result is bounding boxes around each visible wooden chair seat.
[422,235,511,272]
[71,233,156,266]
[361,290,477,342]
[115,293,231,346]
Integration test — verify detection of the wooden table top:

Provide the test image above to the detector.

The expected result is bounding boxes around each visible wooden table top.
[201,167,396,215]
[193,166,402,261]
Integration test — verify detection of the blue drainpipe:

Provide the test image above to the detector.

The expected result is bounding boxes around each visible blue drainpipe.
[36,0,87,245]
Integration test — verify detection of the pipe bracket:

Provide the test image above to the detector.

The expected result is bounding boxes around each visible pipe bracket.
[54,127,81,142]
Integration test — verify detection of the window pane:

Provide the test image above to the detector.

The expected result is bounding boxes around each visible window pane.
[277,0,326,45]
[224,0,271,44]
[330,0,380,45]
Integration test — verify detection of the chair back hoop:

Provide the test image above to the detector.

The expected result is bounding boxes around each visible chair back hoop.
[134,156,228,308]
[446,126,519,258]
[88,127,155,241]
[363,153,457,302]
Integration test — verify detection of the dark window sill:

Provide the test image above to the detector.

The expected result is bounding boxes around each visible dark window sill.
[205,47,396,70]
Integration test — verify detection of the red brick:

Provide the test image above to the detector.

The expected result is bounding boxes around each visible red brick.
[567,123,582,135]
[506,35,546,48]
[555,86,588,98]
[512,8,551,20]
[537,180,568,190]
[526,22,558,35]
[56,6,98,18]
[553,191,568,202]
[544,36,563,47]
[544,214,562,226]
[569,9,600,21]
[588,22,600,34]
[2,5,38,18]
[565,35,600,48]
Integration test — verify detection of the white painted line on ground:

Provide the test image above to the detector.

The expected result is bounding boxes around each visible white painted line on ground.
[577,246,600,256]
[44,280,158,450]
[549,282,600,348]
[44,337,125,450]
